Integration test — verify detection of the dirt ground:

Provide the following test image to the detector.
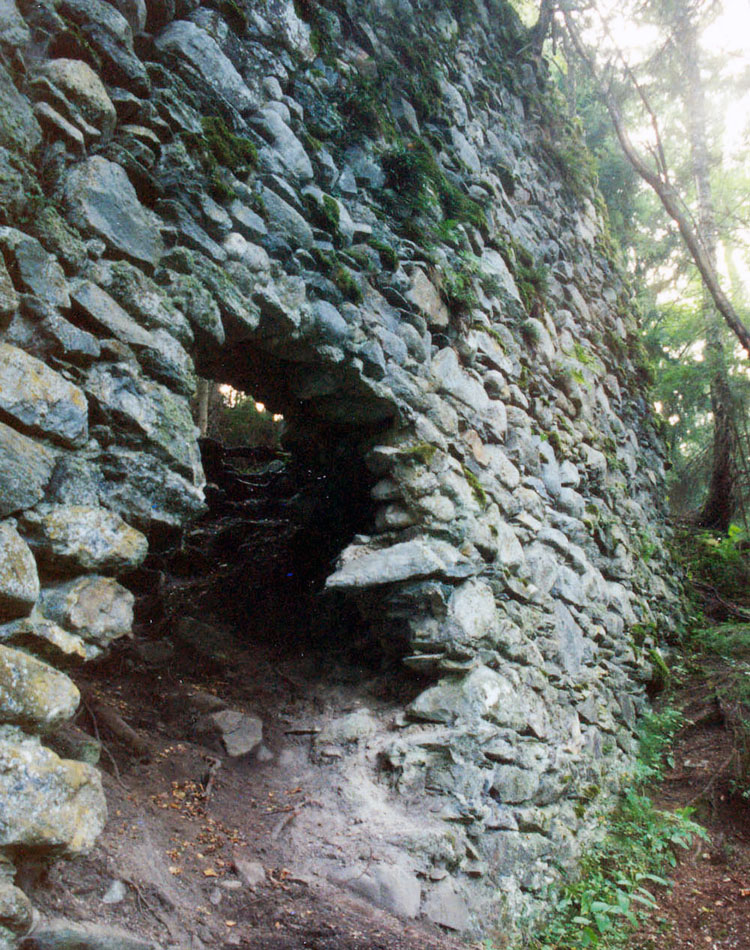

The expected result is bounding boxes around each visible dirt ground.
[26,627,471,950]
[631,670,750,950]
[25,603,750,949]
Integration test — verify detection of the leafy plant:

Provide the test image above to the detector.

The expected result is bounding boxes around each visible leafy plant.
[303,192,342,244]
[381,138,486,231]
[333,265,363,304]
[182,116,258,201]
[520,708,705,950]
[442,255,480,313]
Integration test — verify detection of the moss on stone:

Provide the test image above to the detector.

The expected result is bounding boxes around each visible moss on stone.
[200,116,257,171]
[368,237,399,271]
[303,192,341,239]
[311,246,336,275]
[333,266,363,304]
[463,466,487,507]
[399,442,438,465]
[182,116,257,200]
[381,138,486,232]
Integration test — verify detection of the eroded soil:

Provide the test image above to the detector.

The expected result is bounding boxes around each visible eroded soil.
[26,628,469,950]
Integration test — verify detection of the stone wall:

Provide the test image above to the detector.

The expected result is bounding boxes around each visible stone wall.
[0,0,682,940]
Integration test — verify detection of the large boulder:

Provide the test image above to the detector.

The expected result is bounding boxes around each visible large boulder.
[0,522,38,622]
[0,344,88,449]
[0,611,88,662]
[0,727,106,855]
[327,538,474,589]
[0,229,69,309]
[84,361,200,481]
[20,918,158,950]
[251,107,313,181]
[63,157,164,267]
[0,63,40,156]
[56,0,150,96]
[0,254,18,329]
[0,645,79,729]
[96,446,206,532]
[20,505,148,576]
[407,665,549,738]
[0,0,30,47]
[40,58,117,139]
[154,21,259,113]
[71,281,195,396]
[39,576,134,653]
[0,422,55,519]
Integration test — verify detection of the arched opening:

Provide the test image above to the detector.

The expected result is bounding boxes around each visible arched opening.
[125,343,413,691]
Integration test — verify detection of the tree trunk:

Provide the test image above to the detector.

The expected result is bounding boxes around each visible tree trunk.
[196,377,211,437]
[699,361,735,531]
[530,0,555,53]
[676,7,737,532]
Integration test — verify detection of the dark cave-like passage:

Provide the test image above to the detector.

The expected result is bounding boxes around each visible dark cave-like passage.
[130,422,384,671]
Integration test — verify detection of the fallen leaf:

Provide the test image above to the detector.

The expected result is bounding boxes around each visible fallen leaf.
[203,868,218,877]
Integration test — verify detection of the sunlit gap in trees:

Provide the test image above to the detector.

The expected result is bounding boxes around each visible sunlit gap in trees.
[528,0,750,302]
[217,383,284,422]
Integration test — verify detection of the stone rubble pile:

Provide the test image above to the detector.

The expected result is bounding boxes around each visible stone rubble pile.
[0,0,682,940]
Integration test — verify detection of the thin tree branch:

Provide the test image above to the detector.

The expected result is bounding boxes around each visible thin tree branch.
[560,4,750,357]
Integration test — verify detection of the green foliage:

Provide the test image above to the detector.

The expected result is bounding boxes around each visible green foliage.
[475,323,507,349]
[689,622,750,661]
[199,116,258,171]
[381,140,439,217]
[441,254,481,313]
[679,525,750,605]
[381,138,486,232]
[311,245,336,276]
[521,319,542,345]
[293,0,338,55]
[494,235,548,313]
[573,343,596,366]
[390,35,444,123]
[311,245,363,299]
[516,256,548,313]
[209,170,236,203]
[523,709,706,950]
[638,528,658,564]
[303,192,342,244]
[339,72,393,142]
[544,132,599,200]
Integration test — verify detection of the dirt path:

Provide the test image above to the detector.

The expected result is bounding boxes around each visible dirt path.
[631,673,750,950]
[27,632,470,950]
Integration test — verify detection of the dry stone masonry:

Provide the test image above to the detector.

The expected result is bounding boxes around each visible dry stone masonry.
[0,0,683,942]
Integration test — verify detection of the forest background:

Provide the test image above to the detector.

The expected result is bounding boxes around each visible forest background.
[519,0,750,536]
